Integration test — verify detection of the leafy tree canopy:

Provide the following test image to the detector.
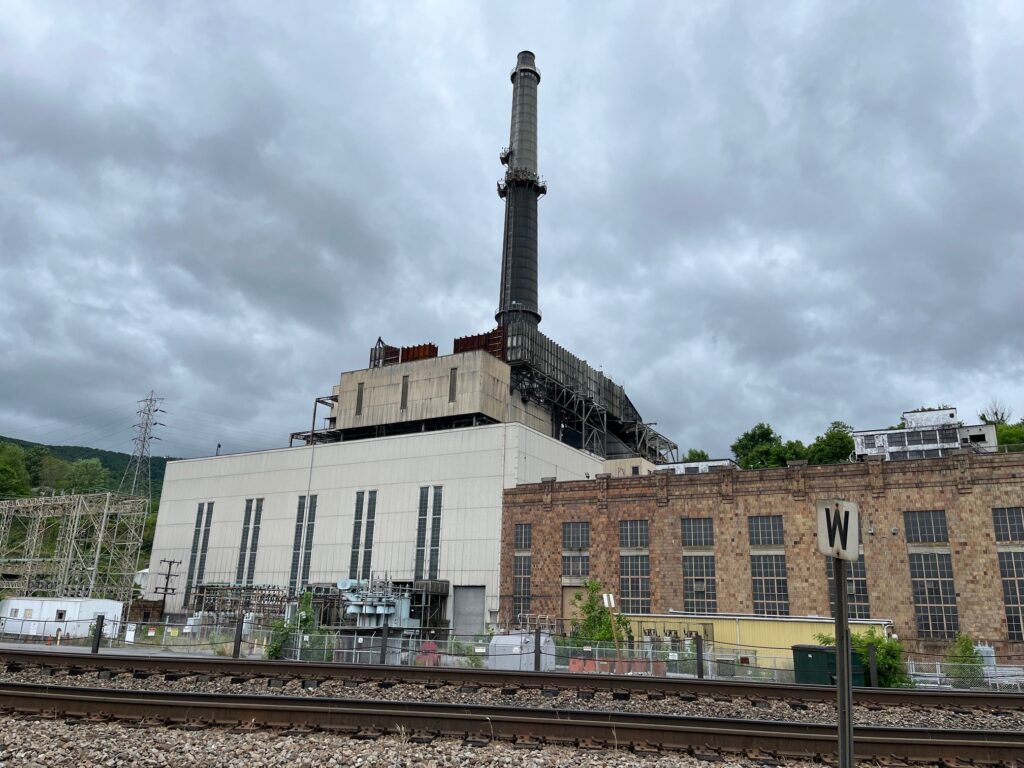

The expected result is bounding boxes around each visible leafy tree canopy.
[0,442,32,497]
[65,458,110,492]
[730,423,807,469]
[569,579,630,644]
[683,448,710,461]
[806,421,854,465]
[996,422,1024,452]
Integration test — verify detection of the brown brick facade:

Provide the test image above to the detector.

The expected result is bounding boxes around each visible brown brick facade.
[500,452,1024,655]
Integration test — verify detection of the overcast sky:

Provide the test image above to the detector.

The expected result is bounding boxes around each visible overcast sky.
[1,1,1022,461]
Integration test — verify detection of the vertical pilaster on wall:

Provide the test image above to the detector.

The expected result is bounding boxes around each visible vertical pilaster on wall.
[541,476,555,511]
[595,474,610,511]
[719,467,734,505]
[867,454,886,498]
[655,469,671,506]
[954,452,973,494]
[786,460,807,500]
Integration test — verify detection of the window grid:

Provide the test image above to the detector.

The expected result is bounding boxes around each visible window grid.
[514,523,532,550]
[888,432,907,447]
[748,515,784,547]
[400,375,409,410]
[908,552,959,639]
[619,554,651,613]
[619,519,650,549]
[361,491,376,580]
[998,551,1024,641]
[414,487,429,580]
[355,382,364,416]
[562,521,590,550]
[349,492,365,579]
[512,554,531,618]
[299,495,317,591]
[993,507,1024,543]
[683,554,717,614]
[904,510,949,543]
[751,554,789,615]
[826,555,871,619]
[682,518,714,548]
[244,499,263,586]
[182,503,205,608]
[428,486,442,580]
[288,497,306,597]
[234,500,253,584]
[562,554,590,577]
[195,502,215,590]
[448,368,458,403]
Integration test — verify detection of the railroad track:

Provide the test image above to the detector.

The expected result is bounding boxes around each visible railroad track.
[2,646,1022,709]
[2,681,1022,762]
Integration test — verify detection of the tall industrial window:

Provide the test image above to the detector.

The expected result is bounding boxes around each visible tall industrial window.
[908,551,959,638]
[748,515,784,546]
[751,554,789,615]
[993,507,1024,640]
[448,368,458,403]
[514,523,532,551]
[400,375,409,411]
[562,521,590,577]
[998,552,1024,641]
[683,555,717,614]
[361,490,377,580]
[682,517,714,548]
[234,499,253,584]
[619,519,649,549]
[826,555,871,619]
[414,486,429,580]
[428,486,442,579]
[183,503,205,608]
[993,507,1024,542]
[244,499,263,586]
[512,554,532,618]
[299,495,318,591]
[620,554,651,613]
[904,510,949,543]
[349,491,365,579]
[288,496,307,597]
[355,382,364,416]
[195,501,215,588]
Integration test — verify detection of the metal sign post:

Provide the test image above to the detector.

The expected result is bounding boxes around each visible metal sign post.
[816,499,859,768]
[603,593,622,671]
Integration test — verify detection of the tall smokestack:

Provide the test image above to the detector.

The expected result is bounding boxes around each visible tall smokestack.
[495,51,546,328]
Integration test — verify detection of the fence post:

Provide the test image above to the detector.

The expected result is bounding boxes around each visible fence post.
[91,615,105,654]
[232,616,244,659]
[695,635,705,679]
[379,624,390,665]
[534,626,542,672]
[867,643,879,687]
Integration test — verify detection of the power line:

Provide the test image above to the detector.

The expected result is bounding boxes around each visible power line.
[118,391,165,502]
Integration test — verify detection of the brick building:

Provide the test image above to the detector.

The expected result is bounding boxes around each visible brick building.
[500,452,1024,654]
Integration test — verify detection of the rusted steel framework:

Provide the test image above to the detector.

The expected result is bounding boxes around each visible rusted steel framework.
[0,493,147,603]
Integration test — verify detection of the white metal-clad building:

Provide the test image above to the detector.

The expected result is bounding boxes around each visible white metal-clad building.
[0,597,122,638]
[145,422,602,631]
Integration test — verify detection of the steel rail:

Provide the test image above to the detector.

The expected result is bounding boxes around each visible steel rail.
[1,682,1021,761]
[2,647,1022,709]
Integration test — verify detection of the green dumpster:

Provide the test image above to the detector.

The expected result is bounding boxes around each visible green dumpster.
[792,644,867,686]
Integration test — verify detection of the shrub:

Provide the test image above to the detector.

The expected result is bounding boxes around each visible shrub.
[814,629,912,688]
[943,634,985,689]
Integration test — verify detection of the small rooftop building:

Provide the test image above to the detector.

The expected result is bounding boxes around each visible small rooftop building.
[853,407,997,462]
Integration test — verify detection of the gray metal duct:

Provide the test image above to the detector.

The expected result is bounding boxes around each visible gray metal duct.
[496,51,546,328]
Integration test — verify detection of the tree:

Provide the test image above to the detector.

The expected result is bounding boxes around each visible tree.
[683,448,710,461]
[569,579,630,644]
[979,398,1013,425]
[942,633,984,689]
[806,421,854,465]
[730,423,806,469]
[0,442,32,497]
[815,628,912,688]
[65,458,110,492]
[995,422,1024,452]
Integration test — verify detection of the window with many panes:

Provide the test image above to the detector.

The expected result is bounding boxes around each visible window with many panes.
[619,519,649,548]
[751,554,789,615]
[998,551,1024,641]
[562,521,591,577]
[514,523,532,550]
[993,507,1024,543]
[826,555,871,619]
[908,551,959,639]
[683,555,717,613]
[620,554,651,613]
[904,510,949,543]
[512,554,531,617]
[682,517,714,548]
[563,522,590,549]
[748,515,784,547]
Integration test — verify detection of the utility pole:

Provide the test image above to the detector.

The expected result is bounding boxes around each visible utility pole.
[118,391,165,503]
[153,558,180,617]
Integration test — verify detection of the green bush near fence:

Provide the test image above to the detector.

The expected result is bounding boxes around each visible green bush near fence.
[942,634,985,689]
[815,629,912,688]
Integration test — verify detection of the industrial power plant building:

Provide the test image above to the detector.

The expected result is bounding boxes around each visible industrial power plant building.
[144,52,675,632]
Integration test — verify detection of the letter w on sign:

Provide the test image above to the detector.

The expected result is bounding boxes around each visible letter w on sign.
[816,499,859,562]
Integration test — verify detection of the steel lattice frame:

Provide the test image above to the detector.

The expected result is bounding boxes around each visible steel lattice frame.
[0,493,148,603]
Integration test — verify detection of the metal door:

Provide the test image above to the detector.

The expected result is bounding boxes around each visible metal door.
[452,586,485,636]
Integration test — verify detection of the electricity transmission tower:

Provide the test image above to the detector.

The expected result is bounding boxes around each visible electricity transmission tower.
[118,391,165,502]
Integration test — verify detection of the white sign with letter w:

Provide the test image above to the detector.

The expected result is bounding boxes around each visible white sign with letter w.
[816,499,860,561]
